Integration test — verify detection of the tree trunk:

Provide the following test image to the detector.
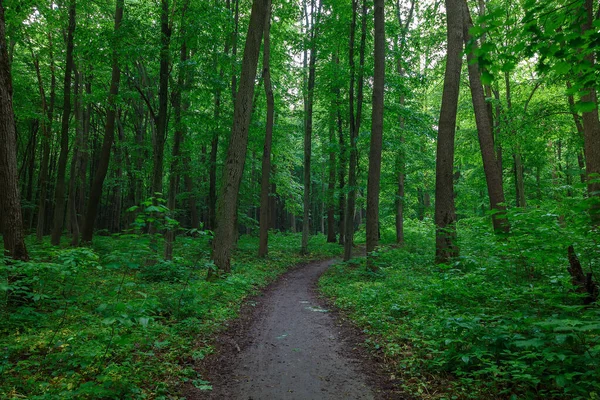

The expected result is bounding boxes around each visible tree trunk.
[301,0,320,255]
[165,35,188,260]
[366,0,385,270]
[335,53,346,246]
[344,0,367,261]
[434,0,463,264]
[51,0,76,246]
[326,99,336,243]
[0,2,29,261]
[258,0,274,257]
[81,0,123,243]
[581,0,600,226]
[567,81,587,184]
[210,0,269,276]
[151,0,171,197]
[462,3,509,233]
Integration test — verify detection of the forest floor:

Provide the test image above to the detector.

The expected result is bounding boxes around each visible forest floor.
[186,258,408,400]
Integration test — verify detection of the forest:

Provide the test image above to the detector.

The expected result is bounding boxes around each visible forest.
[0,0,599,398]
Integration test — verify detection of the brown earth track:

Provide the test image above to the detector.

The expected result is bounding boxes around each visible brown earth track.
[184,258,410,400]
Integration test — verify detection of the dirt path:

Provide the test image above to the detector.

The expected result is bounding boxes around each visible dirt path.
[192,259,401,400]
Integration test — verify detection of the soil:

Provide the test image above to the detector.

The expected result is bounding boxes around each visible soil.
[185,258,409,400]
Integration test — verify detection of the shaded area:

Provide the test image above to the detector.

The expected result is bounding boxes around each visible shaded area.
[191,259,404,400]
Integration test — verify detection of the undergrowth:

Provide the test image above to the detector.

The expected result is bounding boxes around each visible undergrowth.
[320,205,600,399]
[1,232,341,399]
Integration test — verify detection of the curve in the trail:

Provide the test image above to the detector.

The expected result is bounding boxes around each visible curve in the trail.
[207,259,376,400]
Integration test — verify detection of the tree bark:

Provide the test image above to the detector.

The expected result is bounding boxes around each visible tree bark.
[366,0,385,271]
[462,3,509,233]
[581,0,600,226]
[258,0,274,257]
[81,0,123,243]
[326,96,337,243]
[301,0,320,255]
[210,0,269,276]
[151,0,172,197]
[51,0,76,245]
[434,0,463,264]
[0,2,29,262]
[165,42,188,259]
[344,0,367,261]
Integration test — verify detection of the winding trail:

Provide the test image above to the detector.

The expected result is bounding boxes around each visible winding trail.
[196,259,388,400]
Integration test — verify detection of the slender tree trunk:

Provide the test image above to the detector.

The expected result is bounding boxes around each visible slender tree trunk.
[344,0,367,261]
[210,0,269,276]
[326,99,336,243]
[434,0,463,264]
[567,82,587,184]
[258,0,274,257]
[32,37,56,241]
[0,2,29,261]
[462,3,509,233]
[165,37,188,260]
[151,0,171,197]
[51,0,76,245]
[301,0,320,255]
[503,71,526,208]
[366,0,385,270]
[81,0,123,243]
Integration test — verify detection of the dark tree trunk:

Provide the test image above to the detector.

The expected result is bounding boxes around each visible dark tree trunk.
[165,38,188,260]
[326,99,336,243]
[567,81,587,184]
[258,0,274,257]
[336,56,346,245]
[51,0,76,246]
[151,0,172,197]
[301,0,320,255]
[366,0,385,271]
[581,0,600,226]
[210,0,269,275]
[462,3,509,233]
[434,0,463,264]
[394,0,414,246]
[0,2,29,261]
[81,0,123,243]
[344,0,367,261]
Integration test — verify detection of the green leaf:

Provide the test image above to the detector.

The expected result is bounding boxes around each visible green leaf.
[481,71,494,85]
[575,101,597,113]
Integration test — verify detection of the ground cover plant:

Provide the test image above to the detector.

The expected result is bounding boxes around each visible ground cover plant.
[320,207,600,399]
[1,233,341,399]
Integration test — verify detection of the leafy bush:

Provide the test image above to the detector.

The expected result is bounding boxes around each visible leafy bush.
[320,212,600,399]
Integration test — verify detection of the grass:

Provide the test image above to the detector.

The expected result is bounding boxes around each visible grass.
[1,232,341,399]
[319,213,600,399]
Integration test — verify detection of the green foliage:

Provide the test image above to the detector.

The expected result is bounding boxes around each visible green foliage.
[320,215,600,399]
[1,233,341,399]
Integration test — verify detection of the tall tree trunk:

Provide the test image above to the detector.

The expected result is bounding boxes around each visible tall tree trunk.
[0,2,29,261]
[504,71,526,208]
[337,95,346,245]
[567,81,587,184]
[394,0,414,246]
[462,3,509,233]
[210,0,269,276]
[32,37,56,241]
[165,40,188,260]
[326,98,337,243]
[51,0,76,246]
[344,0,367,261]
[366,0,385,270]
[301,0,320,255]
[581,0,600,226]
[151,0,172,197]
[434,0,463,264]
[258,0,274,257]
[81,0,123,243]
